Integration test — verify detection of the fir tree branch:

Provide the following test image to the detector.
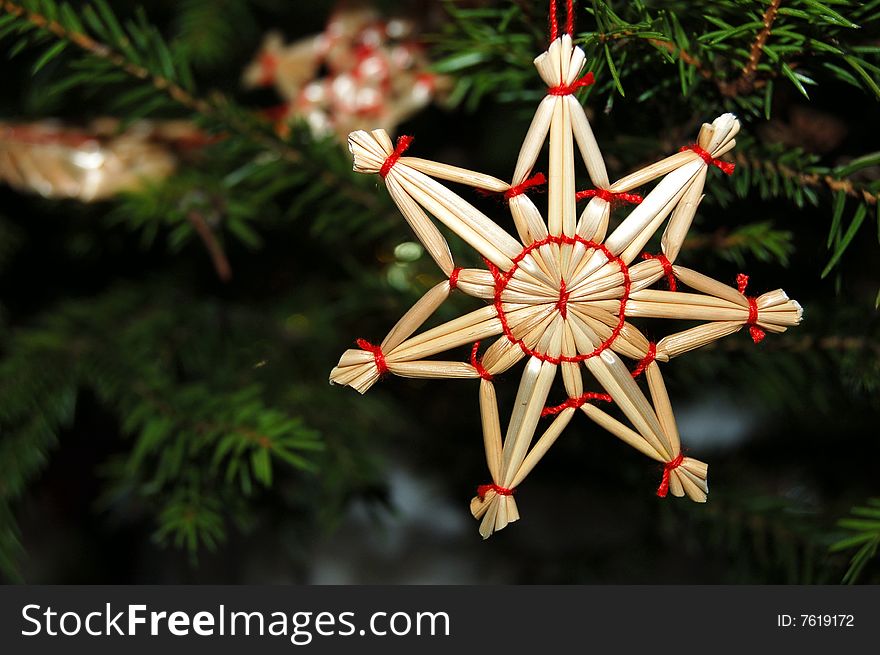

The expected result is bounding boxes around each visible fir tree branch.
[645,36,714,81]
[186,210,232,282]
[0,0,211,113]
[735,153,880,205]
[702,333,880,356]
[0,0,383,212]
[736,0,782,95]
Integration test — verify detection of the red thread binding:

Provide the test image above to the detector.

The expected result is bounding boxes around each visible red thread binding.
[631,342,657,379]
[566,0,575,36]
[656,452,684,498]
[470,342,494,381]
[502,172,547,200]
[548,72,594,96]
[356,339,389,376]
[379,135,414,178]
[556,279,571,319]
[641,252,677,291]
[486,234,631,364]
[541,343,656,416]
[541,392,612,417]
[477,483,515,500]
[680,144,735,175]
[736,273,765,343]
[448,267,462,291]
[576,188,643,205]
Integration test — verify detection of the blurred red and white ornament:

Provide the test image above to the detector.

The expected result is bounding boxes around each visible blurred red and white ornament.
[242,4,447,139]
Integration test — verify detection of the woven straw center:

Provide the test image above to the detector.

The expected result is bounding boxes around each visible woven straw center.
[491,235,630,363]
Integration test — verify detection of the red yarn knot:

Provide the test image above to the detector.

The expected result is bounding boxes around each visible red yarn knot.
[576,188,643,205]
[656,452,685,498]
[477,483,515,500]
[548,72,595,96]
[631,342,657,379]
[556,279,571,319]
[379,135,414,178]
[503,172,547,200]
[541,391,612,417]
[470,342,494,381]
[448,267,462,291]
[356,339,389,375]
[736,273,765,344]
[680,144,735,175]
[641,252,677,291]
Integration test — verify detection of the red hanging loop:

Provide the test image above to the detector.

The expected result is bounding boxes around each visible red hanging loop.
[549,0,576,41]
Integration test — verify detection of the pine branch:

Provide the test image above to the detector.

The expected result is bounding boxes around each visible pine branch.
[735,152,880,206]
[681,222,794,266]
[0,0,383,212]
[186,210,232,281]
[738,0,782,89]
[830,498,880,583]
[0,0,210,113]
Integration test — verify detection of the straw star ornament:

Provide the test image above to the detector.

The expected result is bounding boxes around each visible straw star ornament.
[330,24,802,538]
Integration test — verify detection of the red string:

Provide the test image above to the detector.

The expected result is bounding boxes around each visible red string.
[470,342,494,381]
[541,343,656,416]
[379,135,414,178]
[477,483,515,500]
[485,234,631,364]
[576,187,643,205]
[549,0,575,40]
[736,273,766,344]
[548,72,594,96]
[631,342,657,379]
[502,172,547,199]
[541,341,660,416]
[541,391,612,417]
[356,339,389,376]
[641,252,677,291]
[680,144,735,175]
[656,452,685,498]
[448,267,462,291]
[556,279,571,319]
